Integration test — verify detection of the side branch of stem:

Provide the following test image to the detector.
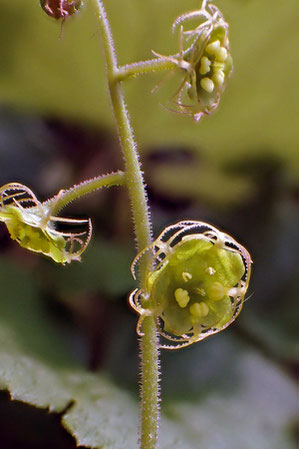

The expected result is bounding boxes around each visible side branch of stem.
[47,171,125,215]
[116,58,177,82]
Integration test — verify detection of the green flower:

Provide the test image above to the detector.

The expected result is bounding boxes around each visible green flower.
[154,0,233,121]
[0,183,91,264]
[129,221,252,349]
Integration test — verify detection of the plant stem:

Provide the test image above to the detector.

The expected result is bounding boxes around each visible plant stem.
[115,45,197,82]
[92,1,160,448]
[47,171,125,214]
[116,58,177,82]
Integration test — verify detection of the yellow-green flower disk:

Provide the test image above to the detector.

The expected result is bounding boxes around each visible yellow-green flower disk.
[129,221,252,349]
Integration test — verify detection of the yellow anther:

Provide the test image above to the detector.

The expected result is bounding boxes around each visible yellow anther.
[182,271,192,282]
[200,77,214,93]
[212,71,225,86]
[212,62,225,72]
[205,266,216,276]
[207,282,225,301]
[189,301,209,318]
[174,288,190,308]
[215,47,228,62]
[206,40,220,55]
[199,56,211,75]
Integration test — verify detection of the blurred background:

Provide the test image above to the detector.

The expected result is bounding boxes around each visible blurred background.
[0,0,297,448]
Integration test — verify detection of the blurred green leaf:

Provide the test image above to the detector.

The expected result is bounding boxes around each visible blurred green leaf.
[0,257,77,410]
[163,349,296,449]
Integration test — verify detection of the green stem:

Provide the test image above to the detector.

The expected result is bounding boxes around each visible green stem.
[115,45,197,82]
[116,58,177,82]
[46,171,125,215]
[92,1,160,449]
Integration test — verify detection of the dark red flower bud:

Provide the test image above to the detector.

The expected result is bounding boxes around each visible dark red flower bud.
[40,0,82,21]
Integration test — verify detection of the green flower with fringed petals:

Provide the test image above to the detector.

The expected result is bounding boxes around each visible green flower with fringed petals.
[129,221,252,349]
[0,183,91,264]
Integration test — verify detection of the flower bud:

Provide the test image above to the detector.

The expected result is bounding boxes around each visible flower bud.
[155,0,233,121]
[40,0,82,21]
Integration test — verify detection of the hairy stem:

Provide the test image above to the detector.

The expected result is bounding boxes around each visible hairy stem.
[116,58,177,82]
[115,45,197,82]
[92,1,160,448]
[47,171,125,214]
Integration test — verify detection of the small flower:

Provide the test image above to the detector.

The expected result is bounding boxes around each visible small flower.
[0,183,92,264]
[154,0,233,121]
[40,0,83,21]
[129,221,252,349]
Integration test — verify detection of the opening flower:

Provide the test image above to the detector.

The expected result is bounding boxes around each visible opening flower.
[154,0,233,121]
[129,221,252,349]
[0,183,92,264]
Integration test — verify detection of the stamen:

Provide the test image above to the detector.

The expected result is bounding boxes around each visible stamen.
[200,77,214,93]
[190,301,209,318]
[174,288,190,308]
[205,266,216,275]
[206,39,220,54]
[182,271,193,282]
[215,47,228,62]
[194,287,206,296]
[212,70,225,85]
[207,281,225,301]
[199,56,211,75]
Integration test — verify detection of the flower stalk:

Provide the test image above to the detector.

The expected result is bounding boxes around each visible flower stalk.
[47,170,125,215]
[116,58,177,82]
